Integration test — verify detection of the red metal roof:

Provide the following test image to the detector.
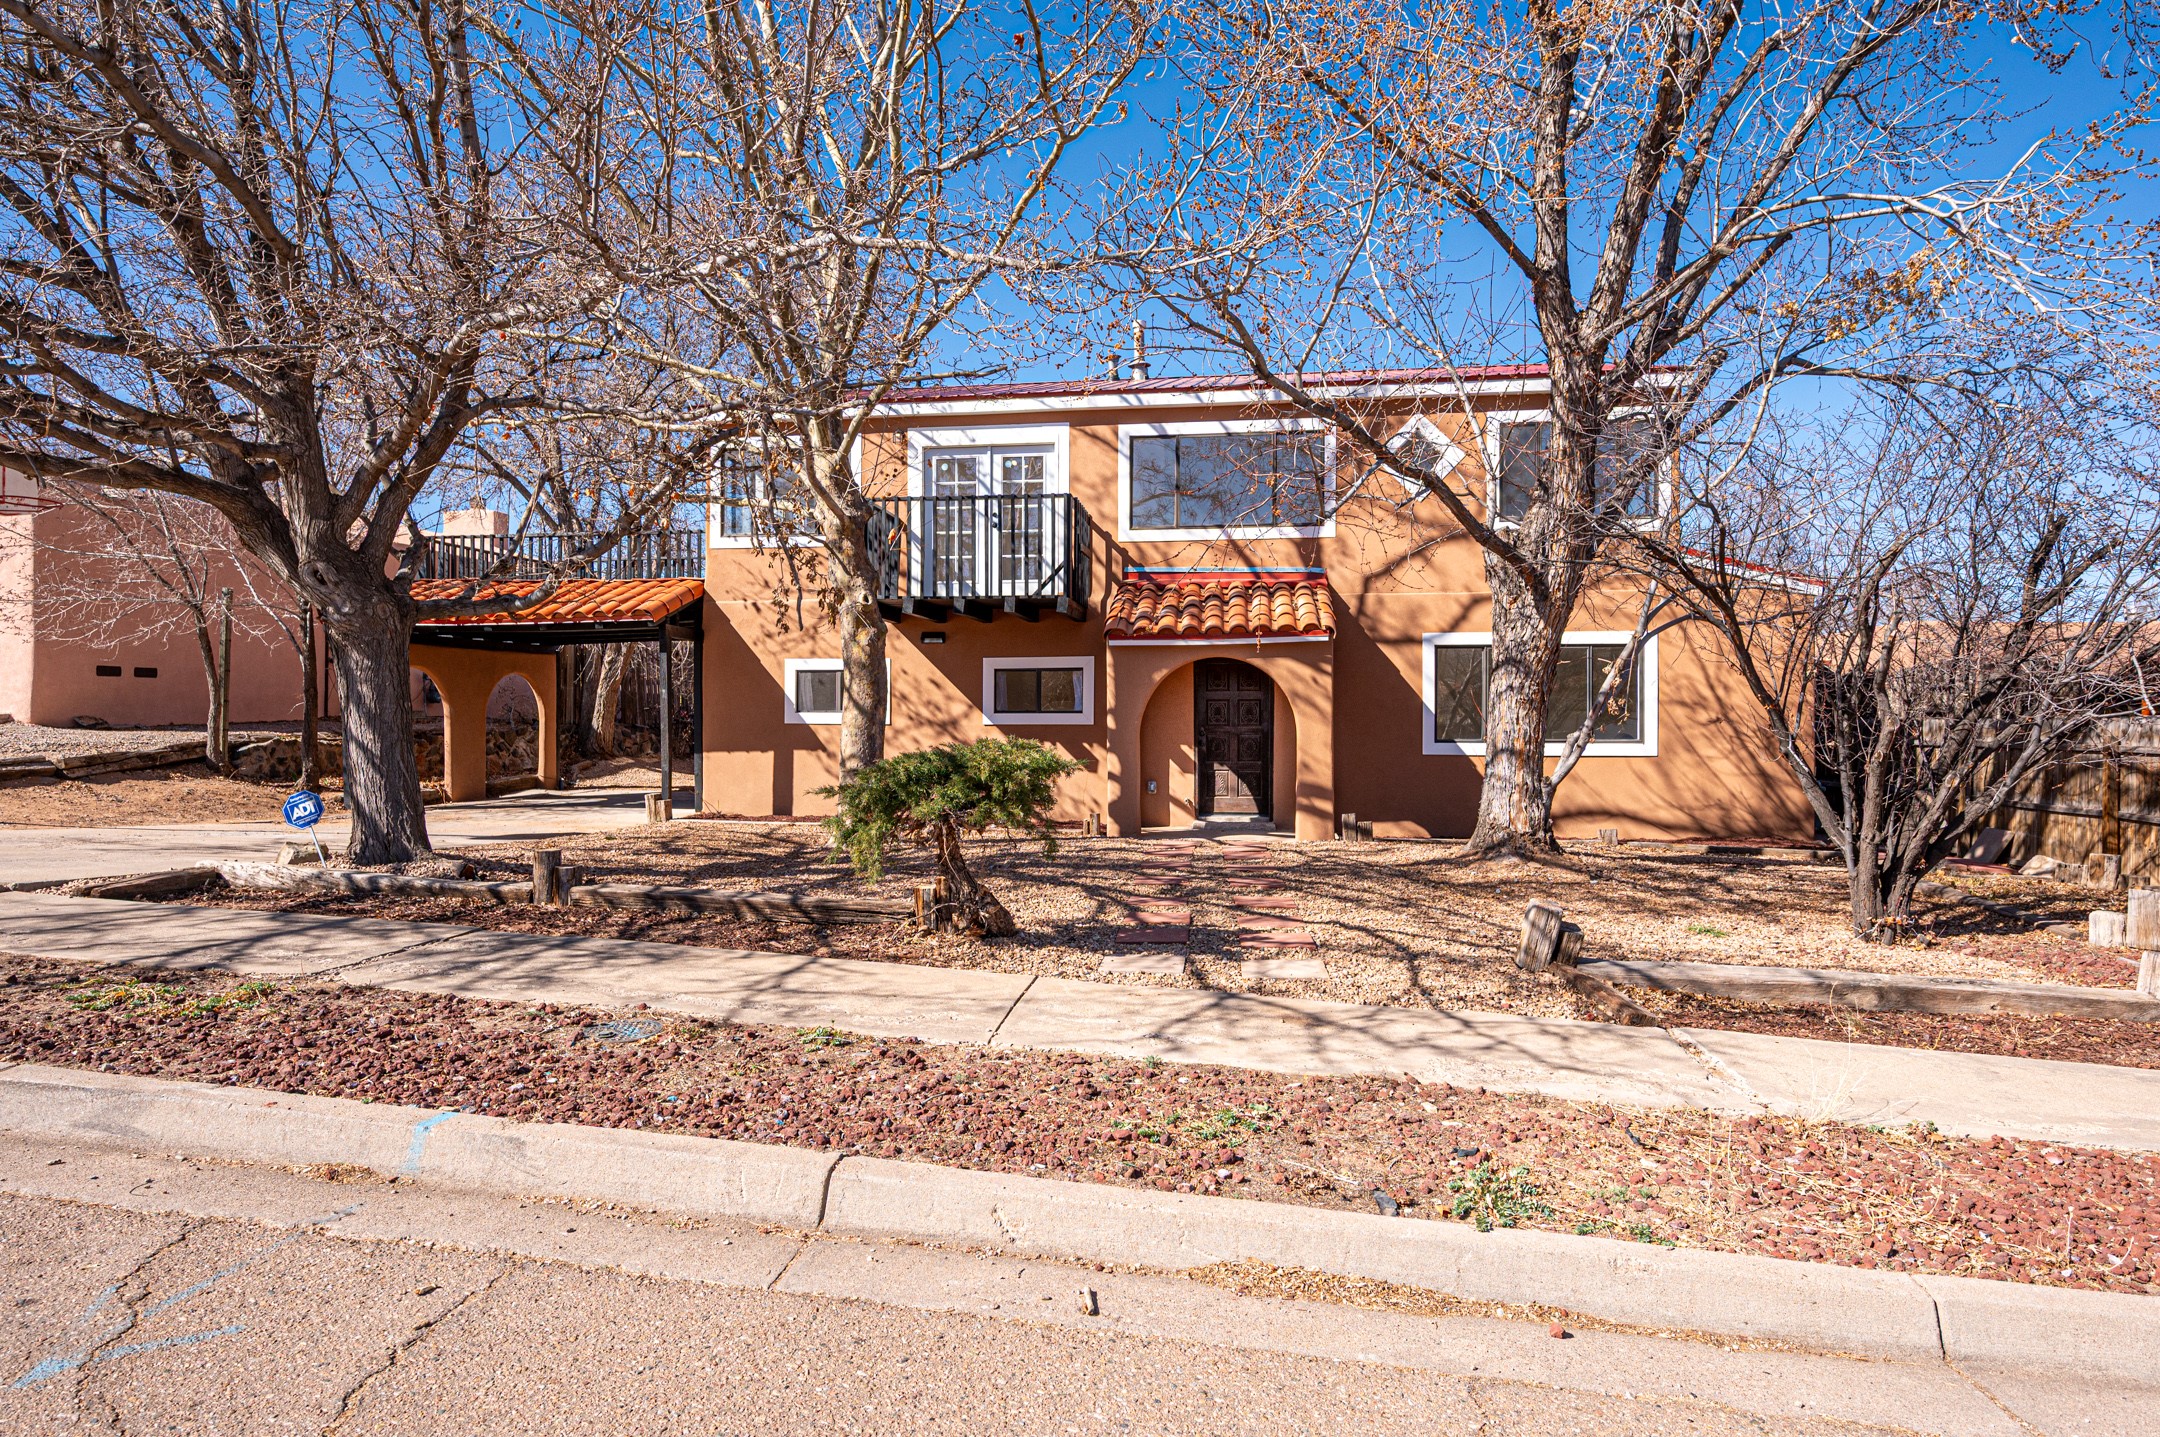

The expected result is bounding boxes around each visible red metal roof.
[879,364,1564,405]
[410,577,704,625]
[1105,574,1334,641]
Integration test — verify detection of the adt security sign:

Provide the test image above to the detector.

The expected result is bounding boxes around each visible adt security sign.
[283,790,325,828]
[283,789,330,865]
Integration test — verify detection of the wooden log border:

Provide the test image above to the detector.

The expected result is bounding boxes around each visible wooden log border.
[1577,957,2160,1023]
[565,883,912,924]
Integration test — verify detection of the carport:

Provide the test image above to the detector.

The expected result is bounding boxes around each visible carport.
[409,577,704,808]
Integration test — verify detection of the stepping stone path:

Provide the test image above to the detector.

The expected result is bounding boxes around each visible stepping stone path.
[1100,840,1203,976]
[1221,841,1326,982]
[1099,836,1325,982]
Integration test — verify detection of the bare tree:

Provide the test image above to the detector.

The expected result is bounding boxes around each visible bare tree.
[1119,0,2151,855]
[510,0,1153,779]
[0,0,661,861]
[1632,379,2160,936]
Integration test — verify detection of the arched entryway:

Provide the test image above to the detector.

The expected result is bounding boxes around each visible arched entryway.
[484,673,543,791]
[1115,646,1328,838]
[408,643,560,802]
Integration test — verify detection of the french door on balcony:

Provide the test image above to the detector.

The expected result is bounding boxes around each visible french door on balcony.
[924,447,1054,599]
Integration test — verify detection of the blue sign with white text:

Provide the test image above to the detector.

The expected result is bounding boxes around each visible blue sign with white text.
[282,790,325,829]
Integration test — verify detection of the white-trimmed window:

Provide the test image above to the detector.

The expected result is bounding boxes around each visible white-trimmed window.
[782,658,890,726]
[710,445,820,548]
[906,424,1070,498]
[1421,631,1658,757]
[1481,410,1665,525]
[981,656,1096,727]
[1117,419,1335,540]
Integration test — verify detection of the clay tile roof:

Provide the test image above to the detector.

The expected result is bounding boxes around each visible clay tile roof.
[1104,574,1334,642]
[409,577,704,626]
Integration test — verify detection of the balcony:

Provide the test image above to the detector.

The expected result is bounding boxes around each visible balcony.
[872,494,1092,621]
[407,528,705,582]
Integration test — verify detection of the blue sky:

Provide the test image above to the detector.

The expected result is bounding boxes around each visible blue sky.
[976,6,2157,384]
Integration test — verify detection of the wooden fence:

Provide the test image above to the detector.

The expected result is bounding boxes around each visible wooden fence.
[1984,719,2160,879]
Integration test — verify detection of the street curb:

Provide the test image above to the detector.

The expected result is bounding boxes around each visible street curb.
[822,1156,1947,1361]
[3,1064,2154,1383]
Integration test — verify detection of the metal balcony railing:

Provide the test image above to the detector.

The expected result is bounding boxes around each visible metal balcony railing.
[407,529,705,582]
[869,494,1092,616]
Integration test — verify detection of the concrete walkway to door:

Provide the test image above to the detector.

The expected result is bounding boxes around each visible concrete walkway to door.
[2,891,2155,1153]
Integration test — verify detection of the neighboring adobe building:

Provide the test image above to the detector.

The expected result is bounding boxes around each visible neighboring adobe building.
[698,367,1817,842]
[0,468,323,729]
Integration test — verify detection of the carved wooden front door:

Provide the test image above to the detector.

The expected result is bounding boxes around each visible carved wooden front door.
[1194,659,1272,817]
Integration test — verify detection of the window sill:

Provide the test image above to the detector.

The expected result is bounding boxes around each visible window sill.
[1120,522,1334,542]
[1423,740,1658,759]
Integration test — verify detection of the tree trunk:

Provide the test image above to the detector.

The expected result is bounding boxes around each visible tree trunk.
[832,508,887,782]
[212,587,234,776]
[192,608,220,771]
[327,597,431,864]
[930,815,1015,937]
[1850,847,1924,939]
[297,600,322,790]
[1466,572,1566,857]
[590,643,627,757]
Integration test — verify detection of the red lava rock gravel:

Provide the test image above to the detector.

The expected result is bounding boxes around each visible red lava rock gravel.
[3,954,2153,1297]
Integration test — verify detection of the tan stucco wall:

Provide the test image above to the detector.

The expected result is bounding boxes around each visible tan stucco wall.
[696,393,1815,843]
[409,643,558,802]
[0,504,328,729]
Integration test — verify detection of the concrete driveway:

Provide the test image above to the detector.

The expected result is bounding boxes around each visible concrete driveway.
[0,788,678,884]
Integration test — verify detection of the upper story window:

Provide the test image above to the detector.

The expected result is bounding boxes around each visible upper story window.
[713,448,818,547]
[1119,421,1334,540]
[1491,414,1663,524]
[1129,431,1326,531]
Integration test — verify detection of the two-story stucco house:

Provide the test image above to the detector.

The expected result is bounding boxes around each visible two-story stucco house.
[697,365,1814,843]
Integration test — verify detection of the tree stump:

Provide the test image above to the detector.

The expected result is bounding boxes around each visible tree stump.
[532,848,561,906]
[1518,901,1567,971]
[2128,888,2160,949]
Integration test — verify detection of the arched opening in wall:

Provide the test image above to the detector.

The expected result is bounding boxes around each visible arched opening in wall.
[485,673,542,791]
[410,666,445,787]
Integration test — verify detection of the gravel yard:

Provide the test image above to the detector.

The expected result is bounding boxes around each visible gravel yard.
[3,954,2151,1296]
[0,764,325,828]
[0,721,291,760]
[166,822,2160,1066]
[191,821,2143,994]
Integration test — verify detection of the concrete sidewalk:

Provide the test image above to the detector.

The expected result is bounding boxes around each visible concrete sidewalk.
[3,891,2155,1150]
[0,788,664,884]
